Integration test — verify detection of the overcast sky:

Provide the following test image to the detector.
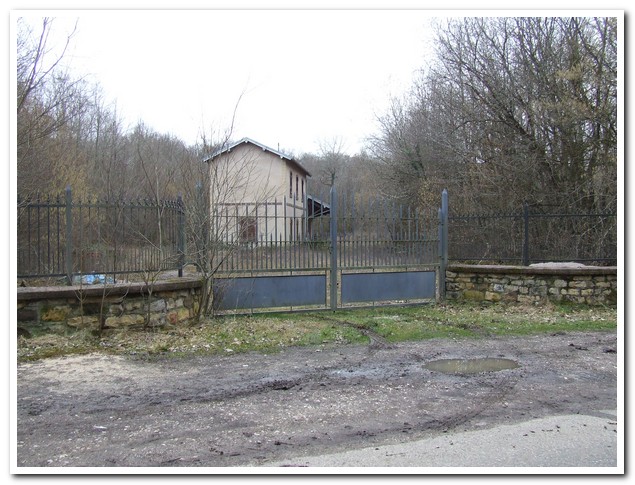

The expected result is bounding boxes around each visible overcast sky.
[18,9,440,156]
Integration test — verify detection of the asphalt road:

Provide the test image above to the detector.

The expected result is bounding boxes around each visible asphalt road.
[263,409,620,470]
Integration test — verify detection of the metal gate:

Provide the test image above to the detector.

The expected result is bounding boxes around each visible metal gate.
[212,189,448,313]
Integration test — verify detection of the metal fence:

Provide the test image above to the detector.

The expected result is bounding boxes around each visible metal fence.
[210,193,440,275]
[16,187,439,284]
[449,202,617,265]
[18,187,616,289]
[17,187,185,282]
[210,187,444,311]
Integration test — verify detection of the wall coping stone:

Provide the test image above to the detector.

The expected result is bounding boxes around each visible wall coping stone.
[448,264,617,277]
[17,278,203,302]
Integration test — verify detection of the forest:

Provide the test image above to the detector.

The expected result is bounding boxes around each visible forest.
[17,16,618,214]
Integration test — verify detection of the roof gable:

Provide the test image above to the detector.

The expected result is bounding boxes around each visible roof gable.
[203,137,311,177]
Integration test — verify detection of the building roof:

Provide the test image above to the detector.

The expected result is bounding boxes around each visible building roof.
[203,137,311,177]
[307,195,330,217]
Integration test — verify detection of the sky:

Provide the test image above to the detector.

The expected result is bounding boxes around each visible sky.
[16,9,439,156]
[14,3,625,157]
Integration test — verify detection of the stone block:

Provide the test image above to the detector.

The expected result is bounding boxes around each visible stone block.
[17,307,38,322]
[462,290,485,301]
[529,286,548,296]
[517,295,535,304]
[485,291,501,302]
[570,280,590,289]
[167,307,191,325]
[484,277,502,283]
[149,299,167,312]
[41,305,71,322]
[77,302,105,315]
[105,314,145,328]
[124,300,144,311]
[109,304,124,316]
[148,313,167,327]
[67,316,100,329]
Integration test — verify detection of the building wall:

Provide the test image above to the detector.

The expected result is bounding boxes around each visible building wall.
[209,143,308,242]
[445,264,617,305]
[210,143,286,203]
[17,279,203,336]
[17,265,618,336]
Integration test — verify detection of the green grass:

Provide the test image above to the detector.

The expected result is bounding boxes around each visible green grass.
[17,301,618,362]
[358,302,617,341]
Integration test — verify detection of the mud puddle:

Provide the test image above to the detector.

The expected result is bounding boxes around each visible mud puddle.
[424,358,520,374]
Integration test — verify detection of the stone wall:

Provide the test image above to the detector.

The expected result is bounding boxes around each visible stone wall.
[445,264,617,305]
[17,278,203,336]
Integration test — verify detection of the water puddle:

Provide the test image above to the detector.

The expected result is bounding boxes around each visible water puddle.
[424,358,519,374]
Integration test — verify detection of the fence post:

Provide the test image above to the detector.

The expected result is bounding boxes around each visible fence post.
[523,201,530,266]
[438,189,448,301]
[177,194,185,277]
[65,186,73,285]
[329,180,338,310]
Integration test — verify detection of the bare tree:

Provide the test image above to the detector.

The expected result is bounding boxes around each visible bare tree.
[16,17,76,114]
[16,17,89,199]
[177,110,284,319]
[371,16,618,214]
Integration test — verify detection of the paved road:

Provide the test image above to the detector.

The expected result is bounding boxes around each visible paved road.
[263,409,621,470]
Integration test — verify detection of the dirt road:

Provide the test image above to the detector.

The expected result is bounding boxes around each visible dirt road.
[15,330,618,469]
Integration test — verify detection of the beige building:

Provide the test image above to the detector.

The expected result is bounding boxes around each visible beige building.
[204,137,328,243]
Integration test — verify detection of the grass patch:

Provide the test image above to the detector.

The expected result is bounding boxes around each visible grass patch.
[17,301,617,362]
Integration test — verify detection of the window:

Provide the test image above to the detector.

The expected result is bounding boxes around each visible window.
[301,179,305,200]
[296,176,299,200]
[289,171,293,198]
[239,217,257,243]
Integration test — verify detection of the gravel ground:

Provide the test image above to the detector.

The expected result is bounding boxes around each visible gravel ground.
[15,329,618,470]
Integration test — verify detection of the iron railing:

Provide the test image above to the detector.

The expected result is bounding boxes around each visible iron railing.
[449,202,617,265]
[204,191,440,275]
[17,187,185,282]
[17,187,441,285]
[18,188,616,288]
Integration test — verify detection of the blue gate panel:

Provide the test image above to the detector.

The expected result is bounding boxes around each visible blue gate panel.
[341,271,436,303]
[214,274,327,310]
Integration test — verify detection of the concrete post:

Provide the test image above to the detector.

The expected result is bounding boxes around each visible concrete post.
[330,179,338,310]
[65,186,73,285]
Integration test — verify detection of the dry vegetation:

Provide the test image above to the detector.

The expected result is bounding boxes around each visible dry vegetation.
[17,302,618,363]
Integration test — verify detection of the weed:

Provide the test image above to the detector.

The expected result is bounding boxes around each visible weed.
[17,302,617,362]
